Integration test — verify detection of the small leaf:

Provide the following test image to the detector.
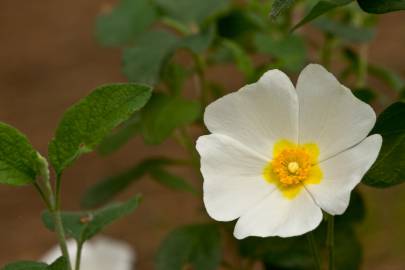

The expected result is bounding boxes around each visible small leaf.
[43,195,142,243]
[353,87,377,103]
[155,224,221,270]
[81,158,173,208]
[154,0,229,25]
[47,257,68,270]
[254,33,307,72]
[95,0,157,46]
[292,0,353,30]
[178,26,216,54]
[141,93,201,145]
[123,30,179,85]
[0,123,40,186]
[270,0,295,18]
[357,0,405,14]
[1,261,48,270]
[313,18,375,43]
[149,167,197,194]
[221,39,255,82]
[363,101,405,187]
[48,84,151,175]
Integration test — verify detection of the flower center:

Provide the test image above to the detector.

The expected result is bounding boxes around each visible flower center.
[271,148,312,186]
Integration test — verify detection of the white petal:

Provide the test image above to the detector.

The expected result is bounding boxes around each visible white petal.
[196,134,274,221]
[204,69,298,158]
[297,64,376,161]
[305,134,382,215]
[233,189,322,239]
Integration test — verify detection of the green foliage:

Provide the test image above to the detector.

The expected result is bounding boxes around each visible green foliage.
[95,0,157,46]
[217,9,261,40]
[353,88,377,103]
[43,195,142,243]
[363,101,405,187]
[154,0,229,25]
[2,257,68,270]
[270,0,295,18]
[293,0,353,30]
[369,65,405,93]
[81,157,194,208]
[357,0,405,13]
[221,39,255,82]
[0,123,40,186]
[48,84,152,175]
[178,26,216,54]
[155,224,221,270]
[140,93,201,144]
[123,30,179,85]
[254,33,307,72]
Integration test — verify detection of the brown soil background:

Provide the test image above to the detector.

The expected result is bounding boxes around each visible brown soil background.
[0,1,404,269]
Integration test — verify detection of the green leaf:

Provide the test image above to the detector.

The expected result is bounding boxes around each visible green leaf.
[270,0,295,18]
[1,257,68,270]
[292,0,353,30]
[363,101,405,187]
[162,63,189,96]
[154,0,229,25]
[123,30,179,85]
[48,84,151,175]
[254,33,307,72]
[140,93,201,145]
[95,0,157,46]
[81,158,173,208]
[155,224,221,270]
[217,9,261,40]
[0,123,40,186]
[178,26,216,53]
[313,18,375,43]
[1,262,48,270]
[357,0,405,13]
[43,195,142,243]
[369,65,405,92]
[353,87,377,103]
[98,112,141,155]
[221,39,255,82]
[149,167,197,194]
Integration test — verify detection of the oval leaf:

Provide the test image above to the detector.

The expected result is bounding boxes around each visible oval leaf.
[363,101,405,187]
[0,123,40,186]
[357,0,405,13]
[48,83,152,175]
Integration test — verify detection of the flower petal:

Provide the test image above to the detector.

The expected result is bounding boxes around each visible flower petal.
[196,134,274,221]
[233,189,322,239]
[204,69,298,158]
[305,134,382,215]
[297,64,376,161]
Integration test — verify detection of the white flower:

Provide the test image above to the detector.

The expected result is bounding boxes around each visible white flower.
[41,236,135,270]
[196,64,382,239]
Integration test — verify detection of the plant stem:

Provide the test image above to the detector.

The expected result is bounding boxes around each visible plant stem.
[320,34,335,69]
[175,128,200,172]
[33,182,52,210]
[356,44,369,88]
[52,209,72,270]
[192,54,208,107]
[327,214,335,270]
[306,231,321,270]
[75,241,84,270]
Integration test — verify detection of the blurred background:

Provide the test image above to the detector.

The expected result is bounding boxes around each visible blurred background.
[0,0,404,269]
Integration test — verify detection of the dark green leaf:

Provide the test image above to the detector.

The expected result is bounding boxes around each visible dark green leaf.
[47,257,68,270]
[81,158,173,208]
[353,88,377,103]
[48,84,152,175]
[98,113,141,155]
[369,65,405,92]
[357,0,405,13]
[313,18,375,43]
[95,0,157,46]
[363,101,405,187]
[221,39,255,82]
[292,0,353,30]
[43,195,142,243]
[1,261,47,270]
[123,30,179,85]
[217,9,261,40]
[270,0,295,18]
[155,224,221,270]
[149,167,197,194]
[154,0,229,25]
[141,93,201,144]
[0,123,40,186]
[254,33,307,72]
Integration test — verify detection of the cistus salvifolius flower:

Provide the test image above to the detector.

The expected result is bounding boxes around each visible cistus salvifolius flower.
[196,64,382,239]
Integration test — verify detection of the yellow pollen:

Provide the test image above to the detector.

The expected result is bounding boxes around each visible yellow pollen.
[287,162,300,174]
